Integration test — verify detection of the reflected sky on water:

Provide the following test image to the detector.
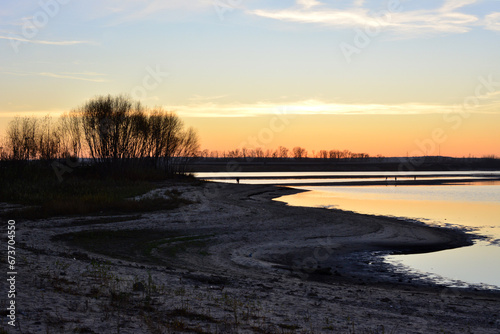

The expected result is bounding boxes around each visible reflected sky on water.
[276,181,500,289]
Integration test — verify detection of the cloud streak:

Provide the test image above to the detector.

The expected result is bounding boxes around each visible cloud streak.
[1,70,108,83]
[250,0,481,36]
[484,12,500,31]
[0,35,92,46]
[37,72,108,82]
[5,97,498,120]
[171,98,500,118]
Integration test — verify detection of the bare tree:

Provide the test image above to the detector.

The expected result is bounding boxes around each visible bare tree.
[6,116,39,160]
[228,149,240,158]
[38,116,62,160]
[59,112,82,158]
[292,146,307,159]
[241,147,248,159]
[2,95,200,177]
[278,146,289,158]
[255,147,264,158]
[147,108,183,168]
[318,150,328,159]
[342,150,352,159]
[72,95,199,173]
[77,95,142,164]
[328,150,339,159]
[173,126,200,174]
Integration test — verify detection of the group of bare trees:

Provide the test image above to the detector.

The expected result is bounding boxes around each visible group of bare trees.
[3,115,80,161]
[2,94,371,170]
[76,95,198,172]
[198,146,370,160]
[316,149,370,160]
[2,95,199,174]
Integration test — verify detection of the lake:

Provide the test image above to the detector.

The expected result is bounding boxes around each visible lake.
[197,171,500,289]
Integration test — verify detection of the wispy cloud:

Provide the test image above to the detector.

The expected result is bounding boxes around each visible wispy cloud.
[484,12,500,31]
[3,96,498,119]
[250,0,481,37]
[440,0,477,12]
[37,72,108,82]
[0,35,92,46]
[171,98,500,118]
[1,70,108,83]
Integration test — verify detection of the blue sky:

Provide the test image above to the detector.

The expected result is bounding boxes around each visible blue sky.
[1,0,499,155]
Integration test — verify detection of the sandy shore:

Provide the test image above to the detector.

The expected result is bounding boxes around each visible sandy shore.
[2,181,500,333]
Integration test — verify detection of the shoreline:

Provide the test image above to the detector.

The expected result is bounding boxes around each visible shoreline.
[275,181,500,290]
[3,181,500,333]
[234,184,476,286]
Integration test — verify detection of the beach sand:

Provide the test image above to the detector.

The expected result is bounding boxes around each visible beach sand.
[3,182,499,333]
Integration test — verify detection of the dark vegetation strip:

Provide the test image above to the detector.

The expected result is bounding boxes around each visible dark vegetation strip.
[0,162,196,219]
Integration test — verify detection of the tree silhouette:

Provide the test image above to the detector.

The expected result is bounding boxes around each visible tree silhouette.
[278,146,289,158]
[318,150,328,159]
[292,146,307,159]
[2,94,199,175]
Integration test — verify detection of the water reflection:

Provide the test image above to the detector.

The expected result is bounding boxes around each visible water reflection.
[385,241,500,289]
[276,183,500,289]
[282,185,500,235]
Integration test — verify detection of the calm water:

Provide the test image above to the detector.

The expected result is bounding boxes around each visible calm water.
[198,171,500,289]
[197,171,500,183]
[278,182,500,289]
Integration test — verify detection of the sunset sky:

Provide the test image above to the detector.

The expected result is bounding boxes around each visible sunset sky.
[1,0,499,157]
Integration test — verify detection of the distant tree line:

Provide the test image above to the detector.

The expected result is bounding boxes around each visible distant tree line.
[197,146,371,160]
[1,95,199,175]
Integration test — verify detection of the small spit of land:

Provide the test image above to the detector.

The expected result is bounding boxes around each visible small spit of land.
[2,178,500,334]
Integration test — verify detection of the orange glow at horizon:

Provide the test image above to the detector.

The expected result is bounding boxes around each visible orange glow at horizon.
[1,111,498,158]
[184,113,500,158]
